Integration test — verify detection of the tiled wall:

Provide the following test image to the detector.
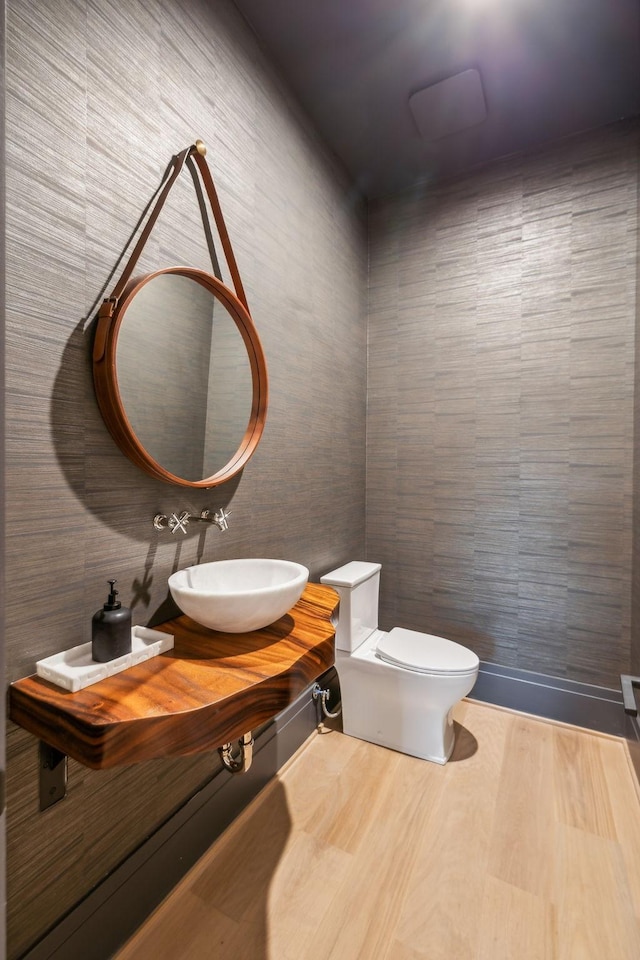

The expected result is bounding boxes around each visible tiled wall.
[633,126,640,679]
[367,120,639,690]
[4,1,366,954]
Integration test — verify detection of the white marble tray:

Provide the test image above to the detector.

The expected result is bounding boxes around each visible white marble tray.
[36,626,174,692]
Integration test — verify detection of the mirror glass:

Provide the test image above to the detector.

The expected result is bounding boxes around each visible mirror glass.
[115,274,254,482]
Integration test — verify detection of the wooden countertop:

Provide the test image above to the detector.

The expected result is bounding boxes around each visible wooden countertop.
[9,582,338,770]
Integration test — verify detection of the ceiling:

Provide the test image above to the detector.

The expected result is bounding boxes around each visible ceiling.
[232,0,640,198]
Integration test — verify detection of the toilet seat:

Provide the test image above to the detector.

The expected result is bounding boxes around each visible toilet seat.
[375,627,479,676]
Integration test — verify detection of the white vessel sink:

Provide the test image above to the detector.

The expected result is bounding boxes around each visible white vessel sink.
[168,558,309,633]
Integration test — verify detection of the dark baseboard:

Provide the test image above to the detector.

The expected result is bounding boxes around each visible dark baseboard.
[20,668,338,960]
[470,660,634,739]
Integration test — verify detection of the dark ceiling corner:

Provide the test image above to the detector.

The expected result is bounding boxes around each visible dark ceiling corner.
[233,0,640,199]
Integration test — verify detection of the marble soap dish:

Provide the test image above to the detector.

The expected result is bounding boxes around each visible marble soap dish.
[36,626,174,693]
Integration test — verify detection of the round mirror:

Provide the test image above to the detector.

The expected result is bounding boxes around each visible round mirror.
[93,267,268,487]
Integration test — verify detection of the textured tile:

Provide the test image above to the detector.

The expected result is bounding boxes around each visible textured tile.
[5,0,367,955]
[367,120,637,685]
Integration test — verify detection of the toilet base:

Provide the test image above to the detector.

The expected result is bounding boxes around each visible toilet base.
[341,701,456,764]
[335,639,478,765]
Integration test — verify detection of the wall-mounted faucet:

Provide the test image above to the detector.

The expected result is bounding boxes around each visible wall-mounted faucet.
[153,508,231,535]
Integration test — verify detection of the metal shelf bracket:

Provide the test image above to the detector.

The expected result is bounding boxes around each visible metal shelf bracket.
[39,742,67,810]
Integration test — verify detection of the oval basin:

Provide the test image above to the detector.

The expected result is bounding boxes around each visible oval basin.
[168,558,309,633]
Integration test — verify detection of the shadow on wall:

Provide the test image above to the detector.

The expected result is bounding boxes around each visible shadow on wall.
[49,317,242,630]
[115,780,293,959]
[49,317,240,540]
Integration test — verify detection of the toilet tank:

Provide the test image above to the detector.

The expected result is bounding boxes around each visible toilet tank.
[320,561,382,652]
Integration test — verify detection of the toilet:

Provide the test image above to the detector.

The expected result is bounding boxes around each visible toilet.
[321,561,479,764]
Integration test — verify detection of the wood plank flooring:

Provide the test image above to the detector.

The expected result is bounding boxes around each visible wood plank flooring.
[114,701,640,959]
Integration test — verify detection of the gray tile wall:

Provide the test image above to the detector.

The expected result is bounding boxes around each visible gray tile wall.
[633,125,640,680]
[367,120,639,690]
[5,1,366,954]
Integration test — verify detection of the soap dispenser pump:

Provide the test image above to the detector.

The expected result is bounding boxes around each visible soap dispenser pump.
[92,579,132,663]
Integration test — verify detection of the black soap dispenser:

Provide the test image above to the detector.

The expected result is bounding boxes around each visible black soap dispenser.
[92,579,132,663]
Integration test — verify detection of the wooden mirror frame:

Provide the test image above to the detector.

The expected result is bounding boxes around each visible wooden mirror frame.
[93,265,268,488]
[91,141,268,488]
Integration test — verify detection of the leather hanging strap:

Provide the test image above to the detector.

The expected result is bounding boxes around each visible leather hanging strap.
[98,140,248,319]
[189,146,248,311]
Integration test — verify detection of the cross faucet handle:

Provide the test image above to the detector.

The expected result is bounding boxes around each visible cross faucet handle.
[214,507,230,532]
[200,508,231,532]
[169,511,190,535]
[153,511,190,535]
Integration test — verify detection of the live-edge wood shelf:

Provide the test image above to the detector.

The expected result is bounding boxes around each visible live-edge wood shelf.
[9,583,338,770]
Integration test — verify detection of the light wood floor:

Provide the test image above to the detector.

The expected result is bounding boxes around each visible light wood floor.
[115,701,640,959]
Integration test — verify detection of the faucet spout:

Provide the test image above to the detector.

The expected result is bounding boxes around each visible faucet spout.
[198,508,230,532]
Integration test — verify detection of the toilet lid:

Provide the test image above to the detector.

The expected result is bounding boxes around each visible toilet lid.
[376,627,479,675]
